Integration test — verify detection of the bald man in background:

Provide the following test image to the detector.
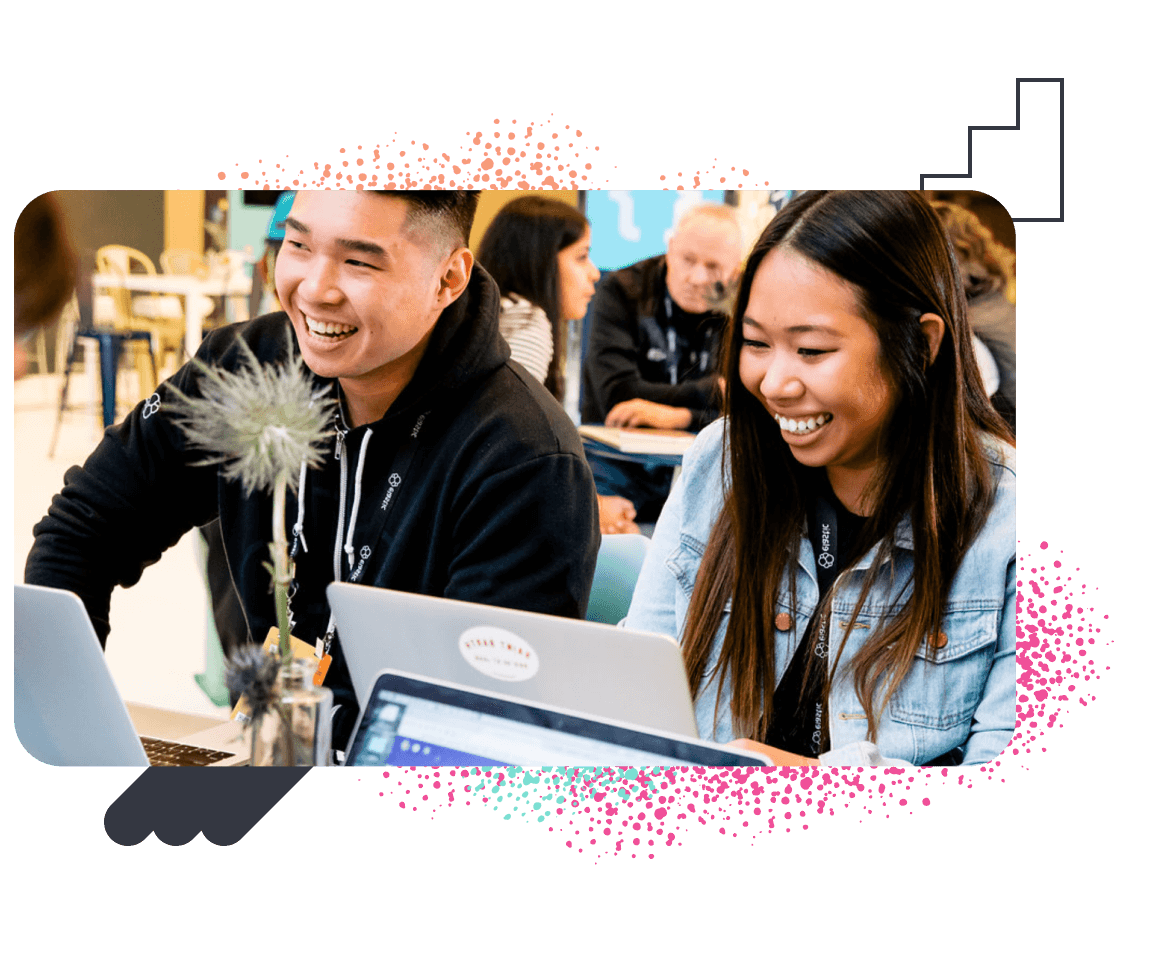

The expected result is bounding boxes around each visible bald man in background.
[580,203,742,523]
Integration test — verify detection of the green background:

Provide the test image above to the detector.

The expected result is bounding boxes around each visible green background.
[6,3,1139,974]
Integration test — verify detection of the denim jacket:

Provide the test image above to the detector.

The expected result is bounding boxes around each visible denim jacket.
[624,421,1016,767]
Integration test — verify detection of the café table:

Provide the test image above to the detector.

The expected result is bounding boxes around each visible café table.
[91,269,253,357]
[579,429,695,520]
[579,437,690,474]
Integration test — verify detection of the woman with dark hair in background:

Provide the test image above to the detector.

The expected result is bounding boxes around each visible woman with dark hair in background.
[478,196,640,535]
[14,193,77,379]
[477,195,595,400]
[626,190,1016,767]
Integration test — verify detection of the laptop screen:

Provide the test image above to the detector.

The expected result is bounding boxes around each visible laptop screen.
[345,672,769,768]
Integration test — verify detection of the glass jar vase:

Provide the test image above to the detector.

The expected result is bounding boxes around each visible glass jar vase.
[249,657,333,767]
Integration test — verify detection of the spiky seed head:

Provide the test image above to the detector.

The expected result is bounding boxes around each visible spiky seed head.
[165,327,337,495]
[224,644,281,721]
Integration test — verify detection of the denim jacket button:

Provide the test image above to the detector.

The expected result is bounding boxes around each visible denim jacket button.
[775,612,793,632]
[933,631,948,649]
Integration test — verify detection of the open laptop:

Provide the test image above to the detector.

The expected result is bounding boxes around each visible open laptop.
[346,670,769,768]
[326,583,698,737]
[15,583,248,766]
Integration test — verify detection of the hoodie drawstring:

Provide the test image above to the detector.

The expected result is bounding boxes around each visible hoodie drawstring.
[291,459,309,556]
[321,426,372,655]
[344,429,373,580]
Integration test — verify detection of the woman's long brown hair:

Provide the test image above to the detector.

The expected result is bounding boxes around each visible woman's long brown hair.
[680,191,1015,742]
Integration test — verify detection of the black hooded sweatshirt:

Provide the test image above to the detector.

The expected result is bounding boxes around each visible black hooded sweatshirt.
[25,264,600,749]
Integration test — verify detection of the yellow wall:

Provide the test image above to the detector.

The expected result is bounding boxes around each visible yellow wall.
[164,190,205,254]
[469,189,579,253]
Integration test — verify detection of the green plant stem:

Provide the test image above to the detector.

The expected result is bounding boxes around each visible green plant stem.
[271,473,292,665]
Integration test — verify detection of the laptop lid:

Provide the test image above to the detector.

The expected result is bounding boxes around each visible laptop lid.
[15,583,150,765]
[327,583,698,737]
[345,670,769,768]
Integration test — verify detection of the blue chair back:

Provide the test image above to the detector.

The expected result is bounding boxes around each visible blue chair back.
[585,533,652,626]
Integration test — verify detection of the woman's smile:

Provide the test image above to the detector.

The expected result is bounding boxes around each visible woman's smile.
[772,411,833,436]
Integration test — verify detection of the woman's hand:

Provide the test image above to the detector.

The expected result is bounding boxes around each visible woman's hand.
[727,738,820,767]
[604,399,692,430]
[597,494,641,535]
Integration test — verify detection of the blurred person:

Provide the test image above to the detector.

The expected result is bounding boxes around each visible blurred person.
[932,199,1016,433]
[14,193,76,379]
[626,191,1015,767]
[477,195,638,535]
[248,191,296,318]
[581,202,742,522]
[26,190,600,751]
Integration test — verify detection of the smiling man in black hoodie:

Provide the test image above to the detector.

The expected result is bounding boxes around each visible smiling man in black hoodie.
[25,189,600,751]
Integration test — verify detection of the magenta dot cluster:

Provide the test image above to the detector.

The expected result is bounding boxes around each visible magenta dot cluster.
[352,538,1109,861]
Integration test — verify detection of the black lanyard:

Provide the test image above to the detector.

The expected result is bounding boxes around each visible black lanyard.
[662,295,680,386]
[348,409,430,582]
[810,491,841,596]
[801,492,842,753]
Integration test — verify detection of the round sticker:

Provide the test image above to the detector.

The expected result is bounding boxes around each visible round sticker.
[458,625,539,682]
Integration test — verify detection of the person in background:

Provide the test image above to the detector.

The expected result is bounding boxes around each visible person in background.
[248,190,296,318]
[14,193,76,379]
[580,203,742,523]
[625,191,1015,768]
[27,190,600,752]
[932,199,1016,433]
[477,195,639,535]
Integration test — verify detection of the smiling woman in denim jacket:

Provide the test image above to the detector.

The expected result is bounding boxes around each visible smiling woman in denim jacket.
[625,190,1016,767]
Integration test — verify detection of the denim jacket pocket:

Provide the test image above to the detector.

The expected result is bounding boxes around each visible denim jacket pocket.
[667,533,708,600]
[888,606,1000,730]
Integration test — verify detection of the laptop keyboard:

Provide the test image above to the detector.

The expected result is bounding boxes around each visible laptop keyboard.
[140,736,236,767]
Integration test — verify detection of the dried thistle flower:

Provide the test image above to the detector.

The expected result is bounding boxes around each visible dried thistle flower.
[165,325,338,664]
[164,327,337,495]
[224,644,280,722]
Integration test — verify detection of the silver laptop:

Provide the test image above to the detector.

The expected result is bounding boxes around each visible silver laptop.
[327,583,698,737]
[345,669,768,767]
[15,583,248,766]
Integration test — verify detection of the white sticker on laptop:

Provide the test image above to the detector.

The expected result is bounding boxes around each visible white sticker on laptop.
[458,626,539,682]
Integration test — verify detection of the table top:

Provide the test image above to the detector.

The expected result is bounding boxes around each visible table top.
[580,436,686,469]
[92,271,252,295]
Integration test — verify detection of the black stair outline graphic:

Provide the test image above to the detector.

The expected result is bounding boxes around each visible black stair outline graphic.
[920,77,1064,223]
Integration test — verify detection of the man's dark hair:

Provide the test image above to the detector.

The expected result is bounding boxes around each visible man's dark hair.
[371,190,480,252]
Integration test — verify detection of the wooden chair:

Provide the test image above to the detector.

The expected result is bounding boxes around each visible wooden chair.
[159,248,208,277]
[160,248,225,333]
[96,245,186,382]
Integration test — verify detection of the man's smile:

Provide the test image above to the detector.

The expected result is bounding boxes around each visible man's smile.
[305,314,359,339]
